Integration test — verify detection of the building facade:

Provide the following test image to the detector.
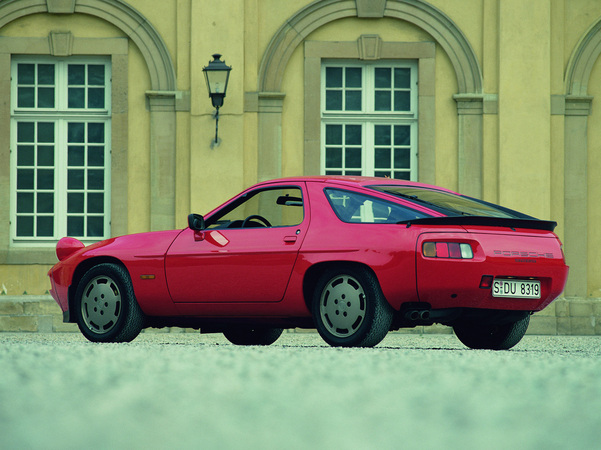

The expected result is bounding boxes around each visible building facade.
[1,0,601,333]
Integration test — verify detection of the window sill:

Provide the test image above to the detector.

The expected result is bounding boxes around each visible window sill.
[0,247,58,265]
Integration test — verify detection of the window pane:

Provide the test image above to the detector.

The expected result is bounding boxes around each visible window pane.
[394,68,411,88]
[37,122,54,143]
[17,193,34,213]
[88,88,104,108]
[68,123,85,143]
[88,65,105,85]
[37,87,54,108]
[88,193,104,214]
[88,147,104,166]
[68,169,84,189]
[68,88,85,108]
[16,216,34,237]
[345,125,361,145]
[345,148,361,168]
[68,65,85,85]
[88,123,104,143]
[394,91,410,111]
[37,216,53,237]
[17,87,34,108]
[375,68,391,88]
[67,216,84,236]
[375,125,391,146]
[17,64,34,84]
[393,172,411,181]
[17,169,34,189]
[68,146,85,166]
[38,64,55,85]
[375,170,391,178]
[375,91,391,111]
[17,122,34,142]
[68,193,84,213]
[345,68,362,88]
[37,169,54,189]
[37,193,54,213]
[325,67,342,87]
[326,147,342,167]
[326,90,342,110]
[17,146,34,166]
[394,126,411,145]
[87,217,104,237]
[375,148,391,169]
[88,169,104,189]
[394,148,411,169]
[345,91,361,111]
[325,125,342,145]
[37,146,54,166]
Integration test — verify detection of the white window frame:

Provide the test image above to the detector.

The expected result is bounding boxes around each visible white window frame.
[320,60,418,180]
[9,56,111,247]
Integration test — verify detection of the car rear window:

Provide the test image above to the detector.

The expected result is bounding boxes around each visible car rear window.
[368,185,531,219]
[325,188,431,223]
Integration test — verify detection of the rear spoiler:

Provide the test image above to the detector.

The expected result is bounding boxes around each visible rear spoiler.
[400,216,557,232]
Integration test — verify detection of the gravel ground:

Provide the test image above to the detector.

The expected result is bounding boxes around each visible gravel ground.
[1,332,600,450]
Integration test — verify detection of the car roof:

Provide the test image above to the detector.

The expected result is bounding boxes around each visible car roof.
[255,176,459,194]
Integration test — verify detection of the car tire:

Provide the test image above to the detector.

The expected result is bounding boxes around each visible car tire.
[312,266,393,348]
[75,263,144,343]
[223,327,284,345]
[453,314,530,350]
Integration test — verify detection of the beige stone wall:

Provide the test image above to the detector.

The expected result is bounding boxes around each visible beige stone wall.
[2,0,601,332]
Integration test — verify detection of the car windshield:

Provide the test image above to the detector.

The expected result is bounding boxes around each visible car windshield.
[369,185,529,219]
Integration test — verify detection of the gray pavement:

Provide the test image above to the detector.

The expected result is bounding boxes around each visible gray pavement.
[1,332,600,449]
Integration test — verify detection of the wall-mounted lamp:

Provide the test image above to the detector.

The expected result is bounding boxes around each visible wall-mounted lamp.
[202,54,232,147]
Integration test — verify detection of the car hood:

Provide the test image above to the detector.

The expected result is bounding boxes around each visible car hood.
[65,229,185,262]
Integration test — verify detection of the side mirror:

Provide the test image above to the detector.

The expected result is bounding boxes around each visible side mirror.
[187,213,205,231]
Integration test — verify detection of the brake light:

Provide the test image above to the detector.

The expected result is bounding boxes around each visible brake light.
[422,242,473,259]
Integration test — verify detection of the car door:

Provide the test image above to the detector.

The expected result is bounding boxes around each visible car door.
[165,185,308,303]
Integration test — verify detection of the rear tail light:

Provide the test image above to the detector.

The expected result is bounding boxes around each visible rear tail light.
[422,242,473,259]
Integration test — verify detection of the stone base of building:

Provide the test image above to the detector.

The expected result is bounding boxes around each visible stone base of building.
[1,295,599,335]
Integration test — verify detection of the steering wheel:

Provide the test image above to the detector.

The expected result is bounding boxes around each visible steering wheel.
[241,214,272,228]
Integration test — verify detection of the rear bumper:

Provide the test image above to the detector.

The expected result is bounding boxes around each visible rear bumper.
[416,230,569,311]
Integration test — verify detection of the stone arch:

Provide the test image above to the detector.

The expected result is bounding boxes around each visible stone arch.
[0,0,176,91]
[0,0,178,234]
[256,0,484,197]
[258,0,482,94]
[561,17,601,297]
[566,18,601,96]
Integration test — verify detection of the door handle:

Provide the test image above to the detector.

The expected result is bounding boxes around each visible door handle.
[284,236,297,244]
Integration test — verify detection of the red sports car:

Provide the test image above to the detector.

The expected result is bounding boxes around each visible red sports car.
[48,176,568,349]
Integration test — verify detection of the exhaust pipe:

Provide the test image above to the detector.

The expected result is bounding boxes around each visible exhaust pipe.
[405,310,421,321]
[404,309,431,322]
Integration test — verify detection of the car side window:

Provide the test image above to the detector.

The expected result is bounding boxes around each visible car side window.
[325,188,426,223]
[206,187,304,229]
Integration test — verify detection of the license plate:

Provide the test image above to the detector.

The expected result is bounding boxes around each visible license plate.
[492,279,540,299]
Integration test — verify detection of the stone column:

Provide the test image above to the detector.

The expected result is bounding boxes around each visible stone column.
[454,94,484,199]
[257,92,286,182]
[146,91,177,231]
[564,95,593,297]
